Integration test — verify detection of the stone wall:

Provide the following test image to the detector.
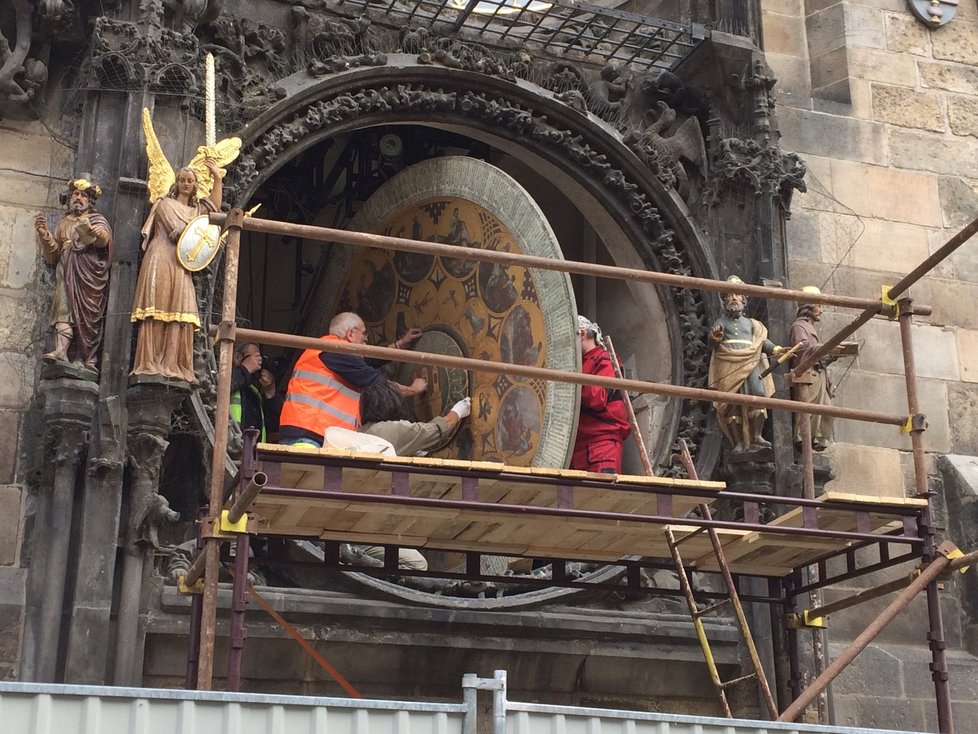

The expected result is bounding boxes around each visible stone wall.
[0,118,73,679]
[762,1,978,729]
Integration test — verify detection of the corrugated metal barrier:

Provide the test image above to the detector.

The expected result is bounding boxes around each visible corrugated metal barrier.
[506,703,924,734]
[0,674,921,734]
[0,682,469,734]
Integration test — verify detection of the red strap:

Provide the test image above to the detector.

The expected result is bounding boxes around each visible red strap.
[245,581,363,698]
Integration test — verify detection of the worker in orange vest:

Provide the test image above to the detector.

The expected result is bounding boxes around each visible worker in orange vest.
[278,312,427,447]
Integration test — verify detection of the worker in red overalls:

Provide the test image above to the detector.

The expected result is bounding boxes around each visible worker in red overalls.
[571,315,631,474]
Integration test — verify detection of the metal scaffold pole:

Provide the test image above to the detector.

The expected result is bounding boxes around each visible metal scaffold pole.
[195,208,246,689]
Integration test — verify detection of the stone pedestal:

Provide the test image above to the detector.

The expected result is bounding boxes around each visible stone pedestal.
[24,378,98,682]
[112,379,189,685]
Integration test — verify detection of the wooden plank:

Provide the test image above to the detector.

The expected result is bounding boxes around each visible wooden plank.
[488,480,557,507]
[575,487,655,513]
[262,443,727,492]
[689,491,919,574]
[817,491,927,507]
[699,532,849,576]
[524,546,624,562]
[319,530,429,547]
[767,503,915,535]
[422,538,529,556]
[250,447,745,565]
[277,463,384,491]
[407,476,460,500]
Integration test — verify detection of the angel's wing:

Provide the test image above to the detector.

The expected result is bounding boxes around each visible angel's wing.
[142,108,175,202]
[187,136,242,200]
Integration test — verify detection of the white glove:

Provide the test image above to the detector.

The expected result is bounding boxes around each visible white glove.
[450,396,471,419]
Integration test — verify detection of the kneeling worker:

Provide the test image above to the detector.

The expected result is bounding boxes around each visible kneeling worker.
[359,380,471,456]
[354,380,472,571]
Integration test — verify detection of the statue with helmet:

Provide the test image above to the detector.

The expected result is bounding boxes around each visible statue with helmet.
[788,285,857,451]
[708,275,786,453]
[34,178,113,372]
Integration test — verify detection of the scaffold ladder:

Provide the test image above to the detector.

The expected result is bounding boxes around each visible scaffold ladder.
[603,337,777,718]
[667,440,779,719]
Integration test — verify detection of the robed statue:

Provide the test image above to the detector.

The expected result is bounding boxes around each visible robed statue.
[708,276,786,452]
[35,178,113,372]
[130,109,240,383]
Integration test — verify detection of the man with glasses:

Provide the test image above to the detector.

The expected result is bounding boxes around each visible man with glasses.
[279,311,427,447]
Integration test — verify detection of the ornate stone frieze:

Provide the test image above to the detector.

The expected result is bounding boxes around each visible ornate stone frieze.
[703,137,807,211]
[418,38,515,81]
[0,0,70,106]
[82,16,199,91]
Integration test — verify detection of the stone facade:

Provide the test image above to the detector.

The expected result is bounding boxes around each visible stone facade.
[0,118,73,680]
[763,0,978,729]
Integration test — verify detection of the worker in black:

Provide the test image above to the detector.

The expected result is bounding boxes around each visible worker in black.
[230,342,284,442]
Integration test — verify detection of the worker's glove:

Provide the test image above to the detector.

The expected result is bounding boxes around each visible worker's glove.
[451,396,471,419]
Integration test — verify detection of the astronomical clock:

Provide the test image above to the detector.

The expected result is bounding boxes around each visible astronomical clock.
[319,157,580,467]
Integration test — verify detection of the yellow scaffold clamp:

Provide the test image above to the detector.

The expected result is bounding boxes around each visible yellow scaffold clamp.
[177,574,204,595]
[882,285,899,320]
[219,509,249,534]
[946,547,971,575]
[900,414,928,435]
[784,610,828,629]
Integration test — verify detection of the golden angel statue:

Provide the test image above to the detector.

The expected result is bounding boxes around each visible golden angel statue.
[130,108,241,383]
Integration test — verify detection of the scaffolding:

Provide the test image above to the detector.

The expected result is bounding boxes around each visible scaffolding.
[180,208,978,733]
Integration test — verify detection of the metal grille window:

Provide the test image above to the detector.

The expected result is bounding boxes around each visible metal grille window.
[343,0,705,71]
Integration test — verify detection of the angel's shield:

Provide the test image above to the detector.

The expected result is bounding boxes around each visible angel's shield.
[177,215,225,272]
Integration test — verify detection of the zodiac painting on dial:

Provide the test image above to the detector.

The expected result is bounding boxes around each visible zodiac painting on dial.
[322,157,579,468]
[338,197,550,464]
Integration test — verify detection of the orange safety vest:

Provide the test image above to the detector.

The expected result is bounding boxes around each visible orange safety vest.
[279,335,362,436]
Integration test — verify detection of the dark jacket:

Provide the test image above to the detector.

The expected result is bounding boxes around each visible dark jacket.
[230,365,284,441]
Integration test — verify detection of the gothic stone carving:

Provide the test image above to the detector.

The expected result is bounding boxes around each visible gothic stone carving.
[126,385,187,550]
[703,138,807,211]
[699,59,807,209]
[0,0,66,105]
[128,433,180,548]
[83,17,199,91]
[293,11,387,76]
[623,101,707,202]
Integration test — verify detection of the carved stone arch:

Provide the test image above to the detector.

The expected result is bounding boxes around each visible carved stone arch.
[93,52,139,90]
[152,63,194,94]
[227,59,721,480]
[217,59,726,609]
